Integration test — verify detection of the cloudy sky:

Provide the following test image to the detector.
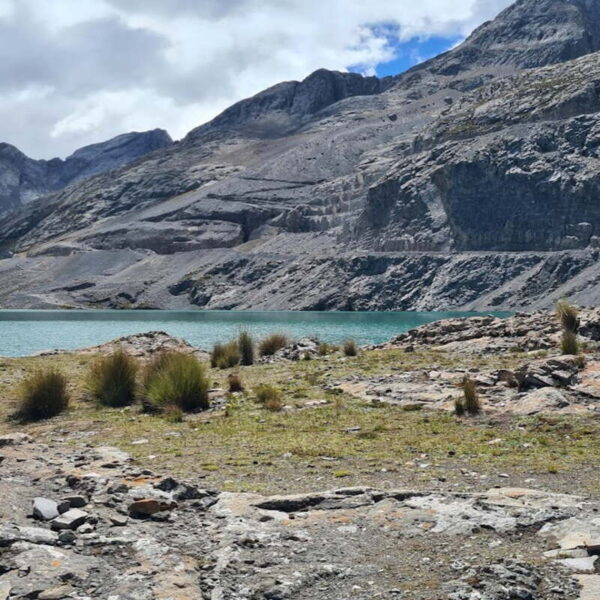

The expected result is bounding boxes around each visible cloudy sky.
[0,0,513,159]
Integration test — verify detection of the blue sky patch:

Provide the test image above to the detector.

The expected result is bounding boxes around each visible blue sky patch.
[350,35,463,78]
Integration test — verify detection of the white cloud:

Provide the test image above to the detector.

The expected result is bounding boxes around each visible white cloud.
[0,0,514,158]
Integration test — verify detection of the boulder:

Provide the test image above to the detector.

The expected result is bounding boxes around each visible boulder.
[512,388,570,415]
[33,498,60,521]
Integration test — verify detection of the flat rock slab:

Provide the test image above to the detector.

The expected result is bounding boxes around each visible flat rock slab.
[559,556,598,573]
[50,508,88,530]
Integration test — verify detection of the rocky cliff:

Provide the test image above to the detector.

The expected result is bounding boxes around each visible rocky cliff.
[0,129,172,214]
[0,0,599,310]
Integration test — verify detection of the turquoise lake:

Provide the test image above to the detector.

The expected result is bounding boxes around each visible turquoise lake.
[0,310,509,357]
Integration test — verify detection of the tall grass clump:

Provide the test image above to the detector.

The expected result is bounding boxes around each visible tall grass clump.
[455,376,481,416]
[258,333,288,357]
[561,331,580,356]
[211,341,241,369]
[556,299,580,355]
[16,369,69,422]
[556,299,580,334]
[255,384,284,411]
[142,352,209,413]
[463,376,481,415]
[238,331,255,366]
[88,349,138,407]
[343,339,358,357]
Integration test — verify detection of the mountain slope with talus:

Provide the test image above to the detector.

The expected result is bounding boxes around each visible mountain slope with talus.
[0,0,600,310]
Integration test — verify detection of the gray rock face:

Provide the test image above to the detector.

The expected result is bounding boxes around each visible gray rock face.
[0,129,172,214]
[1,0,600,310]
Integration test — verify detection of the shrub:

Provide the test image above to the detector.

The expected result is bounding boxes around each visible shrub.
[238,331,255,366]
[343,339,358,357]
[574,354,586,369]
[16,369,69,422]
[88,349,138,407]
[228,373,244,393]
[142,352,209,413]
[211,341,240,369]
[462,376,481,415]
[561,331,579,356]
[258,333,288,357]
[556,299,579,334]
[255,383,283,408]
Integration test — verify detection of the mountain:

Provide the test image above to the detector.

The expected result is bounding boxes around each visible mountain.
[0,0,599,310]
[0,129,172,213]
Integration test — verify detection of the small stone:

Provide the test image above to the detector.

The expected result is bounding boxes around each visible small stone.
[51,508,88,530]
[109,514,128,526]
[128,498,177,517]
[58,530,77,544]
[62,495,87,508]
[33,497,60,521]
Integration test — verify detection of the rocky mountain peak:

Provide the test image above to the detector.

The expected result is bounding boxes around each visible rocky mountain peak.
[428,0,600,74]
[186,68,392,142]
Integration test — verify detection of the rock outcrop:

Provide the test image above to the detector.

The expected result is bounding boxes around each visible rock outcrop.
[1,0,600,309]
[0,433,596,599]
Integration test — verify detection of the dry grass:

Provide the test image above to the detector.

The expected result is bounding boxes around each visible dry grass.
[211,341,241,369]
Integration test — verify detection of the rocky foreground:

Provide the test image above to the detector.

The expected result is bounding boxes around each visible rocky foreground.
[0,309,599,598]
[0,431,598,600]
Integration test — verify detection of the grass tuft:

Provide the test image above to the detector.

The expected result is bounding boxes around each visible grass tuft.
[343,339,358,357]
[462,376,481,415]
[556,299,579,334]
[88,349,138,407]
[228,373,244,393]
[318,342,337,356]
[258,333,288,357]
[211,341,241,369]
[561,331,580,356]
[255,383,284,411]
[238,331,255,366]
[16,369,69,422]
[141,352,209,413]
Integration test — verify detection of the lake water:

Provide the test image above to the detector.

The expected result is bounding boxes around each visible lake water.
[0,310,509,357]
